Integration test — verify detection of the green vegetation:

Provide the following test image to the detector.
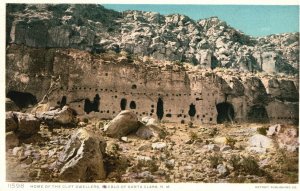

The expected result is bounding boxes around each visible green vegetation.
[226,136,236,148]
[208,154,223,168]
[228,154,263,176]
[257,126,268,136]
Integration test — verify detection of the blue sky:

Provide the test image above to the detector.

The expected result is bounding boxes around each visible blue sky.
[103,4,299,37]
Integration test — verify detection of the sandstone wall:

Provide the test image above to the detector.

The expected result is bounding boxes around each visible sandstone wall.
[6,45,299,125]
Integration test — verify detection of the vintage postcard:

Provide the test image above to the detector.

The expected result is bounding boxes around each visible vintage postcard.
[1,0,299,190]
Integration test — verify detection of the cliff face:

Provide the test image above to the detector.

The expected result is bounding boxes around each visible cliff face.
[7,4,299,74]
[6,4,299,125]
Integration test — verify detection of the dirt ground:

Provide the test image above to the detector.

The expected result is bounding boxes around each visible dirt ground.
[6,120,299,183]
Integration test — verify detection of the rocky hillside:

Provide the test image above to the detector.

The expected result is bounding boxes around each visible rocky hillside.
[6,4,299,75]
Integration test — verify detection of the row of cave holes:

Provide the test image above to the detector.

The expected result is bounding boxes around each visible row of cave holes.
[67,95,271,124]
[6,91,272,124]
[70,84,137,92]
[67,86,207,98]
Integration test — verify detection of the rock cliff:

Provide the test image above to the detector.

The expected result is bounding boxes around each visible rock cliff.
[5,4,299,125]
[7,4,299,74]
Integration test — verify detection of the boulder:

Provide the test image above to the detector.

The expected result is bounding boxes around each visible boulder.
[137,117,163,139]
[136,126,154,139]
[6,112,18,132]
[246,147,267,154]
[206,144,220,151]
[6,132,19,149]
[104,110,140,138]
[276,127,298,152]
[141,116,158,127]
[138,143,152,151]
[152,142,167,150]
[267,124,282,136]
[31,102,51,114]
[58,128,106,182]
[220,145,232,152]
[217,164,228,176]
[6,98,20,111]
[214,136,228,145]
[248,134,274,149]
[36,106,76,126]
[13,112,40,137]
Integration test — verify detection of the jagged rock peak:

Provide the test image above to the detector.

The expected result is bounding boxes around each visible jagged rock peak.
[6,4,299,75]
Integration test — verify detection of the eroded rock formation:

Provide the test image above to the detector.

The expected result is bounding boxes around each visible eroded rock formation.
[5,4,299,125]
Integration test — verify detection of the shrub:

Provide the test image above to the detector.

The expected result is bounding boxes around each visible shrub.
[226,136,236,148]
[83,118,89,123]
[229,155,262,176]
[208,127,218,137]
[208,154,223,168]
[189,132,198,141]
[135,160,159,173]
[257,127,268,136]
[158,129,168,139]
[240,156,262,176]
[228,154,241,171]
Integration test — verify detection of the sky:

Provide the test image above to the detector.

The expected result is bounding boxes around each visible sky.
[103,4,299,37]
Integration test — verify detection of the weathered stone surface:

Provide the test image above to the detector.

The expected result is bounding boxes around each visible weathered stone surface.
[246,146,267,154]
[276,127,298,152]
[214,136,228,145]
[5,4,299,126]
[6,4,298,74]
[267,124,282,136]
[6,98,20,111]
[6,132,19,149]
[217,164,228,176]
[36,106,76,126]
[141,117,158,127]
[58,128,106,182]
[104,110,140,138]
[205,144,220,151]
[220,145,232,152]
[152,142,167,150]
[248,134,274,149]
[13,112,40,137]
[6,111,18,132]
[136,126,154,139]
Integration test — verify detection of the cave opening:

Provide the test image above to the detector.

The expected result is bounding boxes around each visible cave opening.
[247,105,269,123]
[216,102,235,124]
[131,84,137,89]
[120,98,127,110]
[6,90,37,109]
[188,103,196,117]
[84,94,100,114]
[129,101,136,109]
[60,96,67,108]
[156,97,164,121]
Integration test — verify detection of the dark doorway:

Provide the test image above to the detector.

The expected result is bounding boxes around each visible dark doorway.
[247,105,269,123]
[120,98,127,110]
[6,91,37,109]
[131,84,137,89]
[156,97,164,120]
[60,96,67,108]
[84,94,100,114]
[130,101,136,109]
[188,103,196,117]
[216,102,235,123]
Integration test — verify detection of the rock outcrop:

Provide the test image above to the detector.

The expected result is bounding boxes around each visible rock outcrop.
[35,106,77,126]
[104,110,141,138]
[5,4,299,125]
[6,4,299,75]
[267,124,298,152]
[58,128,106,182]
[6,111,41,137]
[6,98,20,112]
